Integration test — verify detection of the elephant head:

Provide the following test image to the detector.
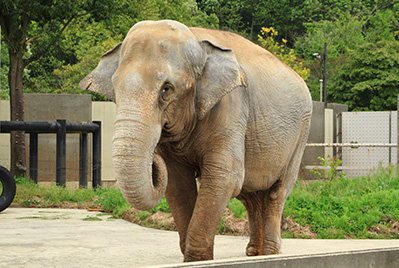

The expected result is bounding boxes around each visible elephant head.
[80,20,246,211]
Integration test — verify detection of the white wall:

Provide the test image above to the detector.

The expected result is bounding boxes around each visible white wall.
[92,101,116,182]
[0,100,10,169]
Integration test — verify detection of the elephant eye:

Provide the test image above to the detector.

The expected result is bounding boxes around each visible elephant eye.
[161,82,174,101]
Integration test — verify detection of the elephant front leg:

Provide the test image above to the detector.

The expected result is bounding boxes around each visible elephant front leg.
[183,152,244,262]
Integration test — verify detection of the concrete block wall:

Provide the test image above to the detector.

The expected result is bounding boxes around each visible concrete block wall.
[24,94,92,183]
[299,102,348,179]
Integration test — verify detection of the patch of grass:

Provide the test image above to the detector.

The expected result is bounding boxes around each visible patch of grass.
[83,216,103,221]
[150,197,171,213]
[285,165,399,238]
[93,187,131,217]
[227,198,246,219]
[14,178,97,206]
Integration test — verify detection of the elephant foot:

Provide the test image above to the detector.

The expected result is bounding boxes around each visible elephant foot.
[184,246,213,262]
[261,238,281,255]
[246,239,280,256]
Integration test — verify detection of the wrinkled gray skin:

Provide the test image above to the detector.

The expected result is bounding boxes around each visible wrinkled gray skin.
[80,20,312,262]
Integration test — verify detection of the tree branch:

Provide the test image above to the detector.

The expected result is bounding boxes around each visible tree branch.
[0,14,16,51]
[22,35,42,47]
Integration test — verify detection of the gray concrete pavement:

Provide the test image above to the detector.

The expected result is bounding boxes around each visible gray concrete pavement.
[1,207,398,267]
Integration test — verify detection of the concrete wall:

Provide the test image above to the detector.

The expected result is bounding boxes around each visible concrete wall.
[299,102,325,179]
[0,95,118,187]
[299,102,348,179]
[0,94,92,185]
[25,94,92,182]
[0,100,10,170]
[92,101,116,185]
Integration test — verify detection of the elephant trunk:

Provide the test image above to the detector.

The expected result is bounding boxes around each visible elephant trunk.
[112,109,167,211]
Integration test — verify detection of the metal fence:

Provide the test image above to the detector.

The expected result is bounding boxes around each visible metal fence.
[305,143,398,174]
[0,119,101,188]
[305,111,398,177]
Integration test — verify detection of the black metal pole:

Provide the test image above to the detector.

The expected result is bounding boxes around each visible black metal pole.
[92,121,101,189]
[323,42,327,108]
[56,119,66,187]
[29,133,38,184]
[79,133,88,188]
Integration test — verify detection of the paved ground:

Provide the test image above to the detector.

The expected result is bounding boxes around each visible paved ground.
[1,207,399,267]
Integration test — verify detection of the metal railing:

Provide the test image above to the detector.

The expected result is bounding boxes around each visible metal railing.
[305,143,398,172]
[0,119,101,188]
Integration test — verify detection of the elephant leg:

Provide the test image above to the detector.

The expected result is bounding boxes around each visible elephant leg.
[262,127,310,255]
[237,191,266,256]
[261,184,285,255]
[164,160,198,256]
[184,152,244,262]
[238,186,285,256]
[183,182,235,261]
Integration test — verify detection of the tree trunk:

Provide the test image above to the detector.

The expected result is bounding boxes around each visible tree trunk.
[250,14,254,39]
[8,51,26,178]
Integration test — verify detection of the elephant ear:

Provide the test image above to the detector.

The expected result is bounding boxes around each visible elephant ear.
[195,40,247,120]
[79,43,122,101]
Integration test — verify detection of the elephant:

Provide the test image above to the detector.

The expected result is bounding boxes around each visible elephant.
[80,20,312,262]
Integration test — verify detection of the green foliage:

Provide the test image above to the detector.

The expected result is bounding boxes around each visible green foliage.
[94,187,131,217]
[150,197,171,213]
[310,156,346,181]
[0,41,9,99]
[286,166,399,238]
[258,27,310,81]
[14,177,95,205]
[227,198,246,219]
[331,40,399,111]
[295,3,399,109]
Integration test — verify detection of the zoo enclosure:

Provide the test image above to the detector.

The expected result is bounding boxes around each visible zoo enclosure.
[0,119,101,188]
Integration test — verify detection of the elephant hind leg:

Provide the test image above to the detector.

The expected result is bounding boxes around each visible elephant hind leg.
[238,182,286,256]
[237,190,267,256]
[260,117,311,255]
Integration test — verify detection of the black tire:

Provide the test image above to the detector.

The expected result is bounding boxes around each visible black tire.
[0,166,16,212]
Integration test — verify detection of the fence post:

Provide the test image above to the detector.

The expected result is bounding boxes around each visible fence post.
[56,119,66,187]
[92,121,101,189]
[79,133,88,188]
[29,133,38,183]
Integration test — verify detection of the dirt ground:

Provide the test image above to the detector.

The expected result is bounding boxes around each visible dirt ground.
[20,199,399,239]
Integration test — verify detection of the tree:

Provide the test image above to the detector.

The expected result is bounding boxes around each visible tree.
[258,26,310,81]
[331,40,399,111]
[295,2,399,107]
[0,0,115,177]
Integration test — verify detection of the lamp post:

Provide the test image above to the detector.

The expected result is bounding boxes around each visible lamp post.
[313,43,327,107]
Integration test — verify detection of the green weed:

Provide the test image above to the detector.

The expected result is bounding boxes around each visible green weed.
[83,216,103,221]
